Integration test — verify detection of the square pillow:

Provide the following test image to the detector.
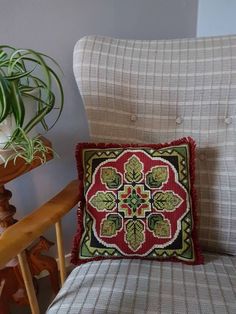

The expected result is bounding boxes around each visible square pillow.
[71,137,203,265]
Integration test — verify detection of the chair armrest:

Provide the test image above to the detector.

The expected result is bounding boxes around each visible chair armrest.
[0,179,81,268]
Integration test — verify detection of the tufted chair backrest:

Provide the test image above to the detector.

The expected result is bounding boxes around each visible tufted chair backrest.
[73,35,236,255]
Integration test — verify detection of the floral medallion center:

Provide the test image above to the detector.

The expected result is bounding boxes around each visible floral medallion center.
[118,185,151,218]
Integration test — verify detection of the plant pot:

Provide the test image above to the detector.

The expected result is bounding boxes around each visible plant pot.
[0,94,38,164]
[0,147,14,165]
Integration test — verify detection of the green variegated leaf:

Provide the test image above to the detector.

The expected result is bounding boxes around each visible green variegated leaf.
[148,213,171,237]
[101,167,121,189]
[125,220,144,251]
[90,192,116,211]
[154,220,170,237]
[148,213,163,230]
[153,191,182,211]
[101,220,116,236]
[101,214,122,236]
[146,166,168,188]
[125,155,143,183]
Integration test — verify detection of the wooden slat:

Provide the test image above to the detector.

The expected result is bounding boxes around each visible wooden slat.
[55,220,66,285]
[18,251,40,314]
[0,180,80,268]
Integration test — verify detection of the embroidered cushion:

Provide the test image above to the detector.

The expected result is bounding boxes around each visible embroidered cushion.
[72,137,203,265]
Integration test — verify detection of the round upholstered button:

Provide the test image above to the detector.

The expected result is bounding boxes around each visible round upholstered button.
[199,153,206,161]
[176,116,183,124]
[130,114,137,122]
[224,116,232,125]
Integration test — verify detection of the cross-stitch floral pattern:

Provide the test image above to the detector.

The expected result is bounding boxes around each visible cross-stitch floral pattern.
[72,139,203,265]
[87,154,186,252]
[84,149,189,256]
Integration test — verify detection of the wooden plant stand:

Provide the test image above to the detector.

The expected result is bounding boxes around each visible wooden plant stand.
[0,137,60,313]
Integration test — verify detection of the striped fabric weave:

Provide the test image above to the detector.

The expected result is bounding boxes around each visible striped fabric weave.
[47,253,236,314]
[73,35,236,255]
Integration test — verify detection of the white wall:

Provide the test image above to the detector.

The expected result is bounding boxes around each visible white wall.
[197,0,236,36]
[0,0,198,254]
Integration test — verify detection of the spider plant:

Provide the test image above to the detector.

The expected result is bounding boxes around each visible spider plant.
[4,128,58,167]
[0,45,64,163]
[3,128,58,167]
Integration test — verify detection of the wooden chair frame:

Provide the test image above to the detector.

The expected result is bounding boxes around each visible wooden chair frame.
[0,180,80,314]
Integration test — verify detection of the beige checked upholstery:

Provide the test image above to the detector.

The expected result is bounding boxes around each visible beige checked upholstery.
[47,35,236,314]
[73,35,236,255]
[48,254,236,314]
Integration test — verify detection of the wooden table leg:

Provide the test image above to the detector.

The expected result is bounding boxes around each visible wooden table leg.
[0,184,60,311]
[0,184,27,309]
[0,279,9,314]
[0,185,17,228]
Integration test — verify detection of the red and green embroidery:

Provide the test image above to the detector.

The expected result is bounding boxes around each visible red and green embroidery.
[77,144,197,262]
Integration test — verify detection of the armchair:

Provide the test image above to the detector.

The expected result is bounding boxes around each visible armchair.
[1,34,236,314]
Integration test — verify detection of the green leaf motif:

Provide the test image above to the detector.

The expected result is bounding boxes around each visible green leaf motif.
[101,214,122,237]
[148,213,171,237]
[90,192,116,211]
[148,213,163,230]
[125,155,143,183]
[146,166,168,188]
[125,220,144,251]
[101,220,116,236]
[155,220,170,237]
[101,167,121,189]
[153,191,182,211]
